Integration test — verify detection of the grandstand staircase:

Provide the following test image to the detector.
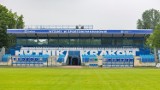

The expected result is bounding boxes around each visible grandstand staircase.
[47,56,58,66]
[97,56,103,66]
[134,56,142,66]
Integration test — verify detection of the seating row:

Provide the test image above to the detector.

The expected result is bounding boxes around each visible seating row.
[12,62,43,64]
[140,55,155,62]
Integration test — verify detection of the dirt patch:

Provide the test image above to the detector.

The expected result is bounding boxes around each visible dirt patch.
[62,66,83,68]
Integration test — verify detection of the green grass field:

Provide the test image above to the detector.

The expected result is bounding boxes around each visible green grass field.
[0,68,160,90]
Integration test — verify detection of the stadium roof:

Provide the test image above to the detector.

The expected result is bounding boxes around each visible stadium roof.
[7,29,153,38]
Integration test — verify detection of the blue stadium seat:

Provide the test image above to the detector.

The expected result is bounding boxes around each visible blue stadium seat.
[2,54,11,62]
[12,55,49,65]
[102,55,134,67]
[140,55,155,63]
[82,55,97,63]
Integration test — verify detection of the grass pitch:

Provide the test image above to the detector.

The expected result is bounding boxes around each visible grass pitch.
[0,67,160,90]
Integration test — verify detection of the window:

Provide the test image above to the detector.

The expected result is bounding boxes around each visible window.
[49,39,58,45]
[38,39,48,45]
[27,39,38,45]
[70,39,79,45]
[79,39,90,45]
[17,39,26,45]
[91,39,101,45]
[59,39,69,45]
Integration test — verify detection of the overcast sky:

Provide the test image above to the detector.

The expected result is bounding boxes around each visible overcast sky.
[0,0,160,29]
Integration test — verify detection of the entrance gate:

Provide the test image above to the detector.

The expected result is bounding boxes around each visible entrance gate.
[67,51,81,65]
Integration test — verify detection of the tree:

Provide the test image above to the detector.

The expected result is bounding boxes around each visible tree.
[146,24,160,63]
[137,9,160,29]
[17,15,24,29]
[137,19,143,29]
[147,24,160,48]
[0,4,24,48]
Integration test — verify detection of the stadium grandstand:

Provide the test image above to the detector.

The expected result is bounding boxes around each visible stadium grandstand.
[0,25,157,67]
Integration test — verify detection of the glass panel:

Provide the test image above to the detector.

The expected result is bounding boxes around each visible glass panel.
[49,39,59,45]
[116,39,123,45]
[59,39,69,45]
[79,39,90,45]
[38,39,48,45]
[101,38,111,45]
[134,40,142,45]
[17,39,26,45]
[123,39,133,45]
[91,39,101,45]
[27,39,38,45]
[70,39,79,45]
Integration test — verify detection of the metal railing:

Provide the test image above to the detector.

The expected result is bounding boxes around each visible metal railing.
[25,25,93,30]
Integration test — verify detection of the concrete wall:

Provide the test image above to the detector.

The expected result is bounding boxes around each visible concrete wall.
[0,47,5,61]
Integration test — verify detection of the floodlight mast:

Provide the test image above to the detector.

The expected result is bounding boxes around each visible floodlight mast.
[24,25,93,30]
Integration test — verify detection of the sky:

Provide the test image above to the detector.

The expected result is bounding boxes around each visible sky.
[0,0,160,29]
